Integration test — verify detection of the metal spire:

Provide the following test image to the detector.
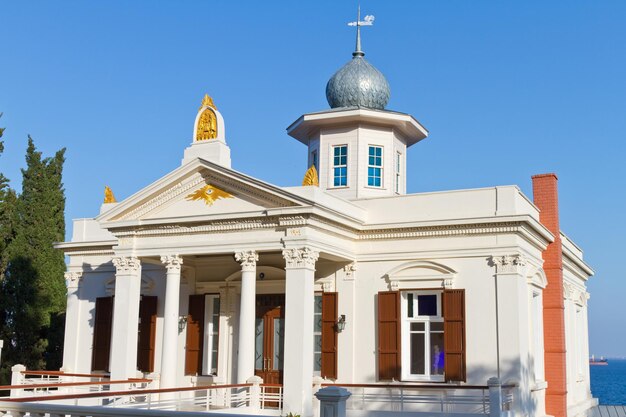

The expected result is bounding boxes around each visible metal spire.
[348,5,375,58]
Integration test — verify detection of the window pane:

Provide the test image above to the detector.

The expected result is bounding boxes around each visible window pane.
[335,147,340,156]
[376,147,382,157]
[407,293,414,317]
[340,156,347,165]
[315,295,322,314]
[213,298,220,315]
[255,319,264,370]
[314,334,322,351]
[273,318,284,370]
[314,352,322,372]
[431,322,444,331]
[418,295,437,316]
[369,147,375,156]
[410,333,425,375]
[411,322,425,331]
[430,331,445,375]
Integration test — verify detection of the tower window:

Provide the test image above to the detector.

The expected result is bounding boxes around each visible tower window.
[395,152,401,193]
[368,146,383,187]
[311,150,318,171]
[332,145,348,187]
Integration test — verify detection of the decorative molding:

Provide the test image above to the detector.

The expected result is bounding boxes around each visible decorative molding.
[282,247,319,269]
[385,260,457,291]
[234,250,258,272]
[117,175,206,221]
[359,222,526,240]
[64,272,83,289]
[322,281,334,292]
[491,254,526,274]
[161,255,183,272]
[527,267,548,289]
[343,263,357,281]
[112,256,141,274]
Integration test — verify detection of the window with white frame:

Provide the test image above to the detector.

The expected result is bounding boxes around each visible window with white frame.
[530,290,544,382]
[368,146,383,187]
[313,294,322,375]
[576,306,584,378]
[332,145,348,187]
[202,294,220,376]
[395,152,401,193]
[401,291,445,381]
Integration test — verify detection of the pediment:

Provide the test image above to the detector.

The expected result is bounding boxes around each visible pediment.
[98,158,309,224]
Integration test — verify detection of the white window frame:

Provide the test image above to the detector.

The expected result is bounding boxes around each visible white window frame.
[331,145,348,187]
[395,151,401,194]
[400,290,445,382]
[367,145,384,188]
[313,293,322,376]
[530,290,545,383]
[202,294,220,376]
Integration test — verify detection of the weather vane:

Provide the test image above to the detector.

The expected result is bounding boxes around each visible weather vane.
[347,5,375,57]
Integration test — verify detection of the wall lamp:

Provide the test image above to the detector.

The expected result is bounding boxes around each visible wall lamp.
[336,315,346,333]
[178,315,188,332]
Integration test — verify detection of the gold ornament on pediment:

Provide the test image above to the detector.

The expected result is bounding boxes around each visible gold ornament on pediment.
[186,184,233,206]
[104,186,117,203]
[302,164,319,186]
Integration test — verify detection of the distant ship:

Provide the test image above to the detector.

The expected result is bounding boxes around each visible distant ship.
[590,355,608,366]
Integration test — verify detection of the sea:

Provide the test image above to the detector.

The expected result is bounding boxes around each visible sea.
[591,358,626,405]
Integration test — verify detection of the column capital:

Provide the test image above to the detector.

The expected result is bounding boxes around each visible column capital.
[112,256,141,274]
[64,271,83,289]
[161,254,183,272]
[235,250,258,272]
[282,247,319,269]
[490,254,526,274]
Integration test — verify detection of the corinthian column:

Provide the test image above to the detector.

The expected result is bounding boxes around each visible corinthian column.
[110,256,141,381]
[62,271,83,372]
[282,247,319,417]
[234,250,258,383]
[160,255,183,389]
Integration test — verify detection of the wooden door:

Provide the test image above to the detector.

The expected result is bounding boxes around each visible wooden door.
[185,294,205,375]
[137,296,158,372]
[92,296,113,372]
[255,294,284,405]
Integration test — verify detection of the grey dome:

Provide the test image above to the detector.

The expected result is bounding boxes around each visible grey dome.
[326,55,390,110]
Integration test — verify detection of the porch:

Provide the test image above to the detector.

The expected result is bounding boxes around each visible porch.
[1,368,516,417]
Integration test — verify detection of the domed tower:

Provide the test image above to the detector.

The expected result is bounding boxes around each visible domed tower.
[288,10,428,199]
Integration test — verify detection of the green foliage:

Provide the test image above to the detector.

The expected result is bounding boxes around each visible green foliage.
[0,130,67,383]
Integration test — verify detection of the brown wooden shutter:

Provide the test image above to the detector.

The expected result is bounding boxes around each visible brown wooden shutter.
[378,291,401,381]
[321,292,338,379]
[92,296,113,372]
[443,289,466,382]
[185,294,205,375]
[137,296,158,372]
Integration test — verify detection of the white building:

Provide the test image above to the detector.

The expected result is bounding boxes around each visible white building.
[55,27,595,417]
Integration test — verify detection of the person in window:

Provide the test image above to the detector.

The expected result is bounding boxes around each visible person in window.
[432,344,444,375]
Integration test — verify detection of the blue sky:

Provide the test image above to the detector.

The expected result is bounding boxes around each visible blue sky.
[1,1,625,356]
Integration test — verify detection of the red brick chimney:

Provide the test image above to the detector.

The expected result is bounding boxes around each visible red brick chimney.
[532,173,567,417]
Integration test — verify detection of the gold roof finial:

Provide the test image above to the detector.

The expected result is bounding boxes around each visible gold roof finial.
[104,186,117,203]
[199,94,217,111]
[302,165,319,187]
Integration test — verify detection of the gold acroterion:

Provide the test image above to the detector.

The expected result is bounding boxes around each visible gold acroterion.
[199,94,217,110]
[186,184,232,206]
[302,165,319,186]
[196,107,218,141]
[104,186,117,203]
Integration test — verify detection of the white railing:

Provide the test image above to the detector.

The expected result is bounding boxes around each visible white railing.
[0,381,283,415]
[315,378,516,417]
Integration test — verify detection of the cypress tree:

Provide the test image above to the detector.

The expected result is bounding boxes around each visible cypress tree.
[2,136,66,379]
